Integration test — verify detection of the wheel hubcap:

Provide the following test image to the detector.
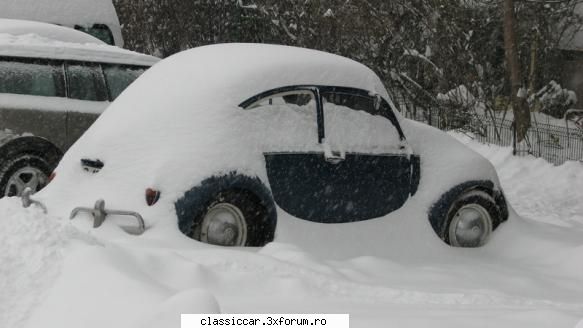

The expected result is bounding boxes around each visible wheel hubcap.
[449,204,492,247]
[200,203,247,246]
[5,167,48,197]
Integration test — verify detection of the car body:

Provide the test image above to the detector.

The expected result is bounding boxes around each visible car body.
[0,0,123,46]
[0,20,159,197]
[36,44,508,248]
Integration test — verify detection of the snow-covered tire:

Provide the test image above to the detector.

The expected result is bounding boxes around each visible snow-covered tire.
[0,153,57,197]
[176,173,277,247]
[441,190,500,247]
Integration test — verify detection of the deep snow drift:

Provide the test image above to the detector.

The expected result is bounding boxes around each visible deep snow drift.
[1,134,583,328]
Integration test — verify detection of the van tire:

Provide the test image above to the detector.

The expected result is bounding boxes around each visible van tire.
[0,154,55,197]
[0,138,62,198]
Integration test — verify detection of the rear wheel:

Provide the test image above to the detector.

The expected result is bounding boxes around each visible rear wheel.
[176,174,277,247]
[0,154,54,197]
[190,189,272,247]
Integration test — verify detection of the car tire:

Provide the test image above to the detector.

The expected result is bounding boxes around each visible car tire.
[0,153,56,197]
[440,190,500,247]
[176,173,277,247]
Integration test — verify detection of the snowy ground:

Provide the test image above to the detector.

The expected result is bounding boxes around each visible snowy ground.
[2,133,583,328]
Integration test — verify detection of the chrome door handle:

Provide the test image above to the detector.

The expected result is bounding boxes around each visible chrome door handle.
[325,153,345,164]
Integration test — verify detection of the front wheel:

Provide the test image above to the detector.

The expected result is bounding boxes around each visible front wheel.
[442,190,500,247]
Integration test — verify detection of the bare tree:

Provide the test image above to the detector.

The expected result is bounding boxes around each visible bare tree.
[503,0,531,141]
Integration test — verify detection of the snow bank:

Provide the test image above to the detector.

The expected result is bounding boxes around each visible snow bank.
[451,132,583,228]
[0,198,78,328]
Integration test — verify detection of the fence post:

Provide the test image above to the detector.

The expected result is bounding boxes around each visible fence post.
[512,121,517,155]
[428,106,433,127]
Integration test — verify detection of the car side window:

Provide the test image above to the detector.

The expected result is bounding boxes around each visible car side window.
[321,89,403,150]
[0,59,64,97]
[102,65,146,100]
[244,90,320,150]
[66,63,108,101]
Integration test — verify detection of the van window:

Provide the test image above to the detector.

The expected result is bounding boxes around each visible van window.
[102,65,146,100]
[74,24,114,45]
[66,64,108,101]
[0,59,64,97]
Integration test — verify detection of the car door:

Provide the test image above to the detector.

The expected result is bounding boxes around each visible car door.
[242,86,331,222]
[248,86,412,223]
[64,62,109,148]
[317,87,412,222]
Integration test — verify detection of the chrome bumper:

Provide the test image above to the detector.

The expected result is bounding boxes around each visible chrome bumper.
[21,187,47,213]
[70,199,146,235]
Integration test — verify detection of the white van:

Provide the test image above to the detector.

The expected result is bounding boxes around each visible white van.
[0,0,123,46]
[0,20,159,197]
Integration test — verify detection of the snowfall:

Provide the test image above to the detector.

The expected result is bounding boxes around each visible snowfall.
[1,133,582,328]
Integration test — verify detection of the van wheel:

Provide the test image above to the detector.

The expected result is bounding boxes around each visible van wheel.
[0,154,54,197]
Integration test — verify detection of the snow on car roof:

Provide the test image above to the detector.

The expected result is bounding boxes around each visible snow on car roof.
[133,43,390,107]
[0,0,120,27]
[0,19,104,45]
[0,22,159,66]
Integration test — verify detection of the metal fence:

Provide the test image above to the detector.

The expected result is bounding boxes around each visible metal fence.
[399,105,583,165]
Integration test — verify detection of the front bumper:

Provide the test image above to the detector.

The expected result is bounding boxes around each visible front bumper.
[70,199,146,235]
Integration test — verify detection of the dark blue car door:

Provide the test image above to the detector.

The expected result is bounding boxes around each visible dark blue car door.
[241,86,413,223]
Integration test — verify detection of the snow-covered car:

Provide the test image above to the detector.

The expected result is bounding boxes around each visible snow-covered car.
[35,44,508,248]
[0,0,124,46]
[0,19,159,197]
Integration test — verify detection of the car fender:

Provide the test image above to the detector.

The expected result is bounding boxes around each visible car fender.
[175,171,277,240]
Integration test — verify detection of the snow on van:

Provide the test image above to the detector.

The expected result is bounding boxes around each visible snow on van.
[0,0,123,46]
[0,19,105,45]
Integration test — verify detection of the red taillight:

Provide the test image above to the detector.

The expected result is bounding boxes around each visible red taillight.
[48,172,56,182]
[145,188,161,206]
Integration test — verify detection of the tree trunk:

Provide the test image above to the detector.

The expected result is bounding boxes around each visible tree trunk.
[503,0,530,142]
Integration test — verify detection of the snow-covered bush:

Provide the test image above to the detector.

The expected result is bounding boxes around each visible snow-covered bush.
[530,81,578,119]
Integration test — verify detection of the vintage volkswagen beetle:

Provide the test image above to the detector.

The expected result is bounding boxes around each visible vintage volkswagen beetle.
[33,44,508,248]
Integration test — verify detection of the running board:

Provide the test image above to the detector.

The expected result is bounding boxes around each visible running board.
[70,199,146,235]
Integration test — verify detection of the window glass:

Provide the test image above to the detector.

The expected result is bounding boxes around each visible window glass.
[74,24,114,45]
[67,64,107,101]
[321,90,402,151]
[0,60,63,97]
[245,90,319,150]
[103,65,146,100]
